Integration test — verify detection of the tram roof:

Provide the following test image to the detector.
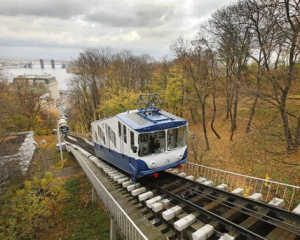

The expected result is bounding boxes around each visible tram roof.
[116,109,187,133]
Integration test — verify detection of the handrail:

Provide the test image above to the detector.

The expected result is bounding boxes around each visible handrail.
[183,162,300,211]
[187,162,300,189]
[69,146,148,240]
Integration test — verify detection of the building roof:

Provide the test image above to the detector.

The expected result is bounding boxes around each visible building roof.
[116,109,187,133]
[13,73,57,84]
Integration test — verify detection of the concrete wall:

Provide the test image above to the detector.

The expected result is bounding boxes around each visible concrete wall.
[48,80,60,103]
[0,132,36,182]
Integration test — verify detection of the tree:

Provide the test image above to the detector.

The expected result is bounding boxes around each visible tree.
[13,81,47,131]
[244,0,300,150]
[245,0,279,132]
[171,37,221,150]
[260,0,300,150]
[70,47,114,120]
[208,1,252,140]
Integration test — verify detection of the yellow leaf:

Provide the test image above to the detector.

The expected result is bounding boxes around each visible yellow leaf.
[264,174,270,187]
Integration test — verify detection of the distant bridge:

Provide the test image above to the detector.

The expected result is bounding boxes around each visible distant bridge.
[22,59,68,69]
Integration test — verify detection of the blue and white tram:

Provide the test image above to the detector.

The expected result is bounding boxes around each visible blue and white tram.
[91,100,188,181]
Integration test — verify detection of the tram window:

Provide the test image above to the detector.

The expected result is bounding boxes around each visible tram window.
[94,128,98,143]
[123,125,127,143]
[118,122,122,137]
[167,126,187,150]
[108,126,111,140]
[159,131,165,139]
[114,133,116,146]
[138,131,166,157]
[130,131,134,151]
[102,127,106,145]
[112,131,116,147]
[140,134,148,142]
[97,126,101,143]
[106,126,116,147]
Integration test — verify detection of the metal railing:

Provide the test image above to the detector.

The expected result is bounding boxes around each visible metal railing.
[69,146,148,240]
[183,162,300,211]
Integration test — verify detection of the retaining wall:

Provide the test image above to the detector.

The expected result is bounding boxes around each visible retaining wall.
[0,132,36,182]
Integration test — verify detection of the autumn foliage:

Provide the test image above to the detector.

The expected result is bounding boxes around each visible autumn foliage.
[0,73,59,136]
[0,172,67,239]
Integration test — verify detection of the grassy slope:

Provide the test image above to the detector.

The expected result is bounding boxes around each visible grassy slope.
[40,176,112,240]
[30,134,121,239]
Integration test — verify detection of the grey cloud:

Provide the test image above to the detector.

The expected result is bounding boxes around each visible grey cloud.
[191,0,234,17]
[0,38,82,49]
[85,2,177,28]
[0,0,234,60]
[0,0,93,19]
[87,13,136,27]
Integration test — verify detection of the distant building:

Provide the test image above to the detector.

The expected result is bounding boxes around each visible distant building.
[13,73,60,103]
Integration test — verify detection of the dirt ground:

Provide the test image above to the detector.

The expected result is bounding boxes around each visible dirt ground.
[186,97,300,187]
[0,135,25,157]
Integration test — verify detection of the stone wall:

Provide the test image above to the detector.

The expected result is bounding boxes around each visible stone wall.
[0,132,36,183]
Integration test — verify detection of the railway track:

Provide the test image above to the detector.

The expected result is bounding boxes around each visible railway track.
[141,172,300,239]
[65,134,94,153]
[65,134,300,239]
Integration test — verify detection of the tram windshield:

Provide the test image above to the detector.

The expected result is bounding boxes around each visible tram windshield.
[138,130,166,157]
[167,126,187,150]
[137,125,187,157]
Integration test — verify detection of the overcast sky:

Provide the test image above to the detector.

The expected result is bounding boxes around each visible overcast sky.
[0,0,233,60]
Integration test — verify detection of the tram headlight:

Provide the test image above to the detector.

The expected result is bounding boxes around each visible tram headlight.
[150,161,156,167]
[178,154,183,160]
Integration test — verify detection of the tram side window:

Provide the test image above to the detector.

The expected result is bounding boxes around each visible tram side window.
[101,128,106,145]
[107,126,116,147]
[130,131,134,151]
[112,131,116,147]
[167,126,187,150]
[97,125,106,145]
[123,125,127,143]
[108,126,112,142]
[97,126,101,143]
[118,122,122,138]
[94,127,98,143]
[105,124,108,139]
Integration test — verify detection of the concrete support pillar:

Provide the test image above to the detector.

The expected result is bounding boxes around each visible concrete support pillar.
[92,187,96,203]
[40,59,44,68]
[51,59,55,68]
[110,217,116,240]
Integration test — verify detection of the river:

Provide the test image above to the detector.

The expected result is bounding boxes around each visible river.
[6,63,73,90]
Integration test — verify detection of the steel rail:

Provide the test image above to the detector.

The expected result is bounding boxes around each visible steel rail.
[150,182,266,240]
[155,176,300,236]
[164,171,300,222]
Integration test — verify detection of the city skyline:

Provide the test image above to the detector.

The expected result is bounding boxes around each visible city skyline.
[0,0,233,60]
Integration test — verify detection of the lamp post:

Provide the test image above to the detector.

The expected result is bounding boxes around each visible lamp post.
[39,140,46,171]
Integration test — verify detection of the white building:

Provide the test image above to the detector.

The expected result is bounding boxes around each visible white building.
[13,73,60,103]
